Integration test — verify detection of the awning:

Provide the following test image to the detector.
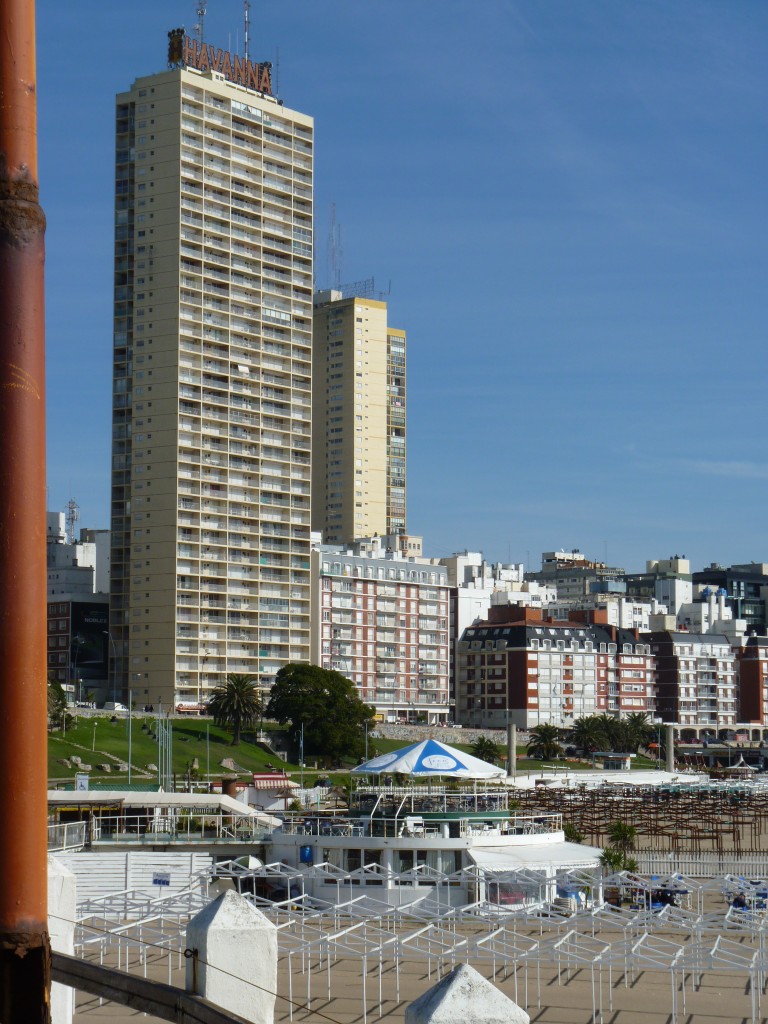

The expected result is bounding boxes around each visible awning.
[250,777,299,790]
[468,841,602,874]
[47,790,281,828]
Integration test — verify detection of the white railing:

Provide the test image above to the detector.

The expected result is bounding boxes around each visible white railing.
[48,821,87,852]
[636,850,768,879]
[88,813,270,844]
[280,810,562,840]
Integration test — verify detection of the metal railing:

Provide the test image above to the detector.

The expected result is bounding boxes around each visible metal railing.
[84,813,271,844]
[48,820,87,852]
[279,811,562,840]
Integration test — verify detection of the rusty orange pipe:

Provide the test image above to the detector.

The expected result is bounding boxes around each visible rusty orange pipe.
[0,0,50,1019]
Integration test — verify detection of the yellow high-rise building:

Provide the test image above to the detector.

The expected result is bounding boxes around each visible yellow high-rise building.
[110,43,313,707]
[312,290,406,545]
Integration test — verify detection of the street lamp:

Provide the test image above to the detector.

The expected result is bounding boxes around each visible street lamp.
[654,718,663,770]
[299,721,304,792]
[71,634,85,704]
[103,631,117,703]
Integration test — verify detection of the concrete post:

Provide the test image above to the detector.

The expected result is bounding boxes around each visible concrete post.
[185,890,277,1024]
[47,858,75,1024]
[507,723,516,780]
[666,723,675,773]
[406,963,529,1024]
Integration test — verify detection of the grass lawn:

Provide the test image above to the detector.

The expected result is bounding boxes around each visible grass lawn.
[48,716,302,787]
[48,722,613,790]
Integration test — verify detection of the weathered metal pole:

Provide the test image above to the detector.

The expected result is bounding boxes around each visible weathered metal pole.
[0,0,50,1019]
[506,722,516,782]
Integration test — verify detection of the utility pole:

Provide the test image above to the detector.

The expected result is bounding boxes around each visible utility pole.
[0,0,50,1018]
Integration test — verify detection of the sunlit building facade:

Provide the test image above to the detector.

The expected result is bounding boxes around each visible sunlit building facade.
[110,56,313,706]
[312,292,406,544]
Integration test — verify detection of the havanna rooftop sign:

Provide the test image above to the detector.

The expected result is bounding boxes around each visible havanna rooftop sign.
[168,28,272,95]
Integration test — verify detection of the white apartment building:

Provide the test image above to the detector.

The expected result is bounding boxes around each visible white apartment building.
[676,587,747,640]
[47,512,111,597]
[548,592,662,631]
[625,557,693,617]
[311,538,450,723]
[110,39,313,706]
[440,551,553,704]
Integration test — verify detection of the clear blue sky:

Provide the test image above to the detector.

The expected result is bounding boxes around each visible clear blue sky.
[39,1,768,573]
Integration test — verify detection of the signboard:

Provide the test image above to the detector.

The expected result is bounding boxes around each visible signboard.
[168,28,272,95]
[75,773,89,791]
[152,872,171,887]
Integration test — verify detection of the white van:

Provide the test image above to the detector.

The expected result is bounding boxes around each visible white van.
[103,702,129,712]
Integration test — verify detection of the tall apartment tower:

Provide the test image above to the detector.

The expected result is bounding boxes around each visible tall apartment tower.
[312,291,406,545]
[110,36,313,707]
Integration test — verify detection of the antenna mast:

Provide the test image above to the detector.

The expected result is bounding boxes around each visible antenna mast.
[244,0,251,61]
[195,1,207,48]
[327,203,343,290]
[65,498,80,546]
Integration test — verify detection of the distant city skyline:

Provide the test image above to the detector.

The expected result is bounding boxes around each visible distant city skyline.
[39,1,768,571]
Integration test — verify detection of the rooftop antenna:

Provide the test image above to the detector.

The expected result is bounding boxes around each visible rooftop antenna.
[327,203,343,290]
[195,1,207,48]
[275,46,281,96]
[244,0,251,61]
[65,498,80,546]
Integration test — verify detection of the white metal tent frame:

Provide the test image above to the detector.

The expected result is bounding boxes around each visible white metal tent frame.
[71,869,768,1024]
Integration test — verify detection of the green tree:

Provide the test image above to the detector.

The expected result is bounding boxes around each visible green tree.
[47,676,70,729]
[527,723,564,761]
[470,736,503,765]
[571,715,607,754]
[266,663,375,764]
[563,822,585,844]
[599,847,624,874]
[600,820,638,875]
[207,673,264,746]
[606,821,637,858]
[624,712,655,753]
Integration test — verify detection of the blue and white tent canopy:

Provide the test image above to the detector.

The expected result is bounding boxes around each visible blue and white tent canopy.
[351,738,506,779]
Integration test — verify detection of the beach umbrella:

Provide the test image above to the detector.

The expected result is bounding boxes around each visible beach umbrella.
[351,738,506,778]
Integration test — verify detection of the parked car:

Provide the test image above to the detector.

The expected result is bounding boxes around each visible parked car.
[103,702,128,712]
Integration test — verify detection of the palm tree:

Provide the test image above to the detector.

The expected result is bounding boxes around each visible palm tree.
[606,821,637,859]
[207,673,263,746]
[471,736,503,765]
[527,723,564,761]
[563,823,585,844]
[599,847,624,874]
[600,822,638,876]
[571,715,607,754]
[624,712,655,753]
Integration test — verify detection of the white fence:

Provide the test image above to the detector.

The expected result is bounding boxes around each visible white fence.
[55,850,213,903]
[636,850,768,878]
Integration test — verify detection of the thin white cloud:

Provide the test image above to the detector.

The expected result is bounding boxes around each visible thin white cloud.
[677,459,768,481]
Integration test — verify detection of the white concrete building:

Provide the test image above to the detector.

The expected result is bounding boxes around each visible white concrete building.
[311,538,450,723]
[440,552,554,708]
[47,512,110,597]
[548,592,663,631]
[676,587,744,637]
